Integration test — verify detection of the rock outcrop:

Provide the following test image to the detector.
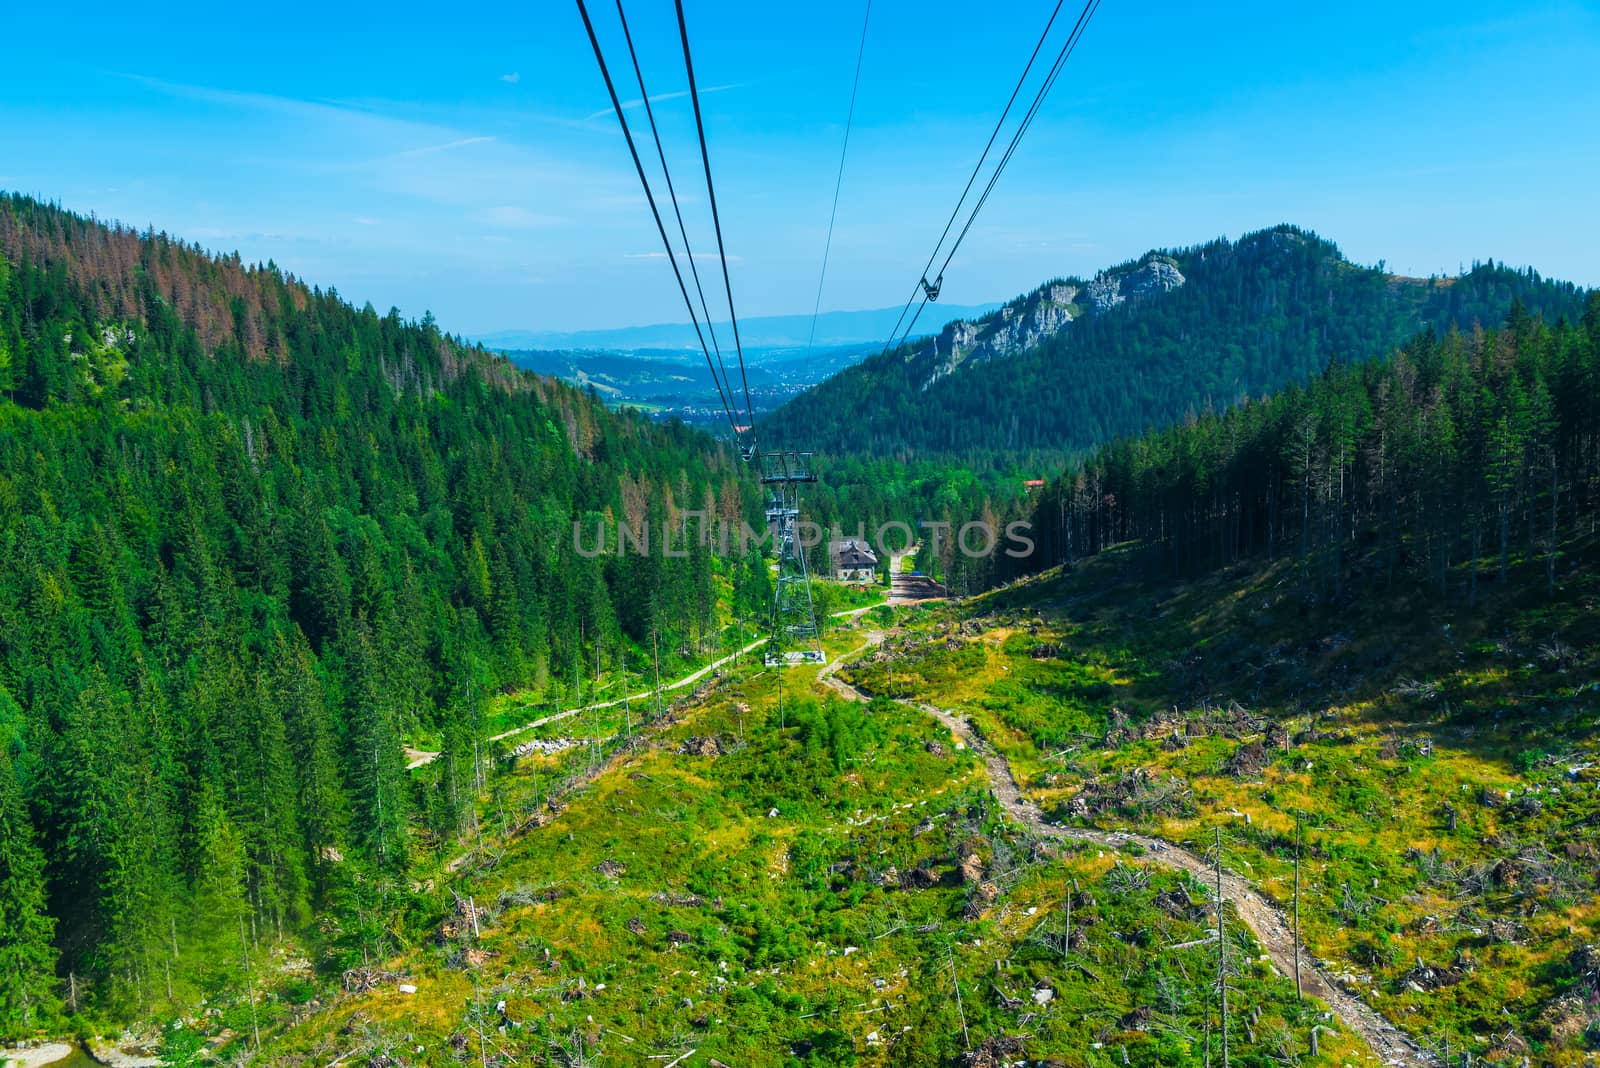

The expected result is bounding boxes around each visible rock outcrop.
[1085,258,1186,312]
[906,258,1184,391]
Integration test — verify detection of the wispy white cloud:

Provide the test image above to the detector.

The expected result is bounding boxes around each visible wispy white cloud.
[322,94,596,132]
[121,73,510,161]
[122,73,536,198]
[122,72,383,125]
[389,136,495,160]
[585,83,740,121]
[500,72,521,84]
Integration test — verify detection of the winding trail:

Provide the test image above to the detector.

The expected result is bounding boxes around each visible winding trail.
[821,634,1435,1067]
[489,636,772,743]
[459,603,889,756]
[409,637,779,767]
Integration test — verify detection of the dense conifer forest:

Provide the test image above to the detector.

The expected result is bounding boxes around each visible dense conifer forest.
[0,195,759,1033]
[1017,295,1600,602]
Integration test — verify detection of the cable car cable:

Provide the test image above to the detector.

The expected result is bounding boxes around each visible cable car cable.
[877,0,1071,359]
[576,0,740,433]
[613,0,741,424]
[882,0,1101,357]
[675,0,757,450]
[934,0,1099,283]
[804,0,873,363]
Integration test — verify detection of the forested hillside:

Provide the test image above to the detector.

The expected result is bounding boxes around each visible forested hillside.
[1017,294,1600,601]
[764,227,1589,468]
[0,194,758,1034]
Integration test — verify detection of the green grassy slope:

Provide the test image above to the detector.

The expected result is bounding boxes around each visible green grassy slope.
[843,542,1600,1064]
[249,617,1365,1067]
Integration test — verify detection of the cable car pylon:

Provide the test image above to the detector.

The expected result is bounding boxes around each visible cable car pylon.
[761,450,824,666]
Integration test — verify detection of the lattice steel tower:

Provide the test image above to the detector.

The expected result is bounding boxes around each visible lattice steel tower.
[761,450,825,666]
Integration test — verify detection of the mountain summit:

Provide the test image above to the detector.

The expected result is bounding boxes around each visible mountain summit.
[762,226,1588,464]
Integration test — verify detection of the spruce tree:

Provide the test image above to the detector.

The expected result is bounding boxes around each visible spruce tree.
[0,743,60,1039]
[270,629,346,898]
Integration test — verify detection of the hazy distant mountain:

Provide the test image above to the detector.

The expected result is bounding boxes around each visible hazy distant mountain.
[477,302,1000,357]
[503,341,879,426]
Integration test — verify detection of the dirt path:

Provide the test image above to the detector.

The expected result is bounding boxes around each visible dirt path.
[409,638,775,767]
[888,545,946,606]
[817,636,881,687]
[488,636,769,743]
[426,600,888,766]
[821,637,1435,1067]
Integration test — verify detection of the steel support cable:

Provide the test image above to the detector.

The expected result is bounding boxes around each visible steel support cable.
[885,0,1101,357]
[613,0,740,419]
[675,0,756,447]
[804,0,873,362]
[934,0,1100,283]
[576,0,740,433]
[877,0,1071,359]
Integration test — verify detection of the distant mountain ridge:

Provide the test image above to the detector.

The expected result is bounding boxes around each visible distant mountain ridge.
[477,301,1001,356]
[762,226,1591,464]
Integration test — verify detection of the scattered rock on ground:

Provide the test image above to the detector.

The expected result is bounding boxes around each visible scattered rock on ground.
[0,1043,75,1068]
[678,735,723,757]
[961,1034,1027,1068]
[1533,993,1590,1044]
[1153,888,1197,920]
[1119,1005,1156,1031]
[1224,739,1271,778]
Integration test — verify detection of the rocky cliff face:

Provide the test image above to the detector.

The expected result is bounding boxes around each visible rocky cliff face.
[1084,258,1186,313]
[906,257,1185,391]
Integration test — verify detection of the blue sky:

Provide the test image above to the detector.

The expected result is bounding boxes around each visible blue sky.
[3,1,1597,336]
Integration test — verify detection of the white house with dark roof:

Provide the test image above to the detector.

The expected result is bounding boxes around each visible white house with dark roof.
[830,538,879,583]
